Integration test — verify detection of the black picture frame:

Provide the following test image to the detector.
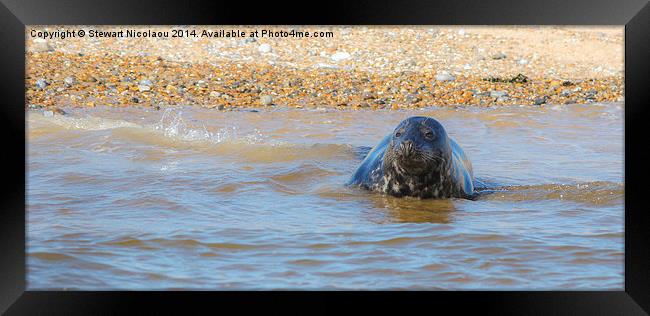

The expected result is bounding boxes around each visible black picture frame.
[1,0,648,314]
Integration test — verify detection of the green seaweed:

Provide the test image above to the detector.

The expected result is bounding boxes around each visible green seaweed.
[482,73,530,84]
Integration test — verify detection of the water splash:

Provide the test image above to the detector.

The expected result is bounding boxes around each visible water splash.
[153,108,272,145]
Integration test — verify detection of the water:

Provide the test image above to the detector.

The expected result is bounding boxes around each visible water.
[26,103,624,290]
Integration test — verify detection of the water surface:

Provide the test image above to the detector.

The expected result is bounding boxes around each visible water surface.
[27,102,624,290]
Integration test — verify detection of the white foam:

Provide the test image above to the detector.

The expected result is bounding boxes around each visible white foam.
[152,108,282,146]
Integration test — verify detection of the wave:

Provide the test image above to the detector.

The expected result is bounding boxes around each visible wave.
[27,108,358,161]
[476,181,623,205]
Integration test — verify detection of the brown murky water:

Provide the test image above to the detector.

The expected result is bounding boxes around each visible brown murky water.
[26,102,624,289]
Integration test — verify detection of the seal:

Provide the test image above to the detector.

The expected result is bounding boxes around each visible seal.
[347,116,474,199]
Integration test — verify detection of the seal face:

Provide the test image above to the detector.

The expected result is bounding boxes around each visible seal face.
[347,116,474,199]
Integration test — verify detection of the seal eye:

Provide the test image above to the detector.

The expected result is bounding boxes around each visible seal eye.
[395,131,402,137]
[424,131,434,139]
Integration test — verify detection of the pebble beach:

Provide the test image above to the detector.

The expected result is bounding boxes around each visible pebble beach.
[26,26,624,111]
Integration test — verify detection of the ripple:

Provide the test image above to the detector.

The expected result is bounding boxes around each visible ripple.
[348,236,424,246]
[288,259,331,266]
[31,252,76,261]
[479,181,624,205]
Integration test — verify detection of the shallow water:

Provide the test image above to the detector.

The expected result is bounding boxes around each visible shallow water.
[26,102,624,290]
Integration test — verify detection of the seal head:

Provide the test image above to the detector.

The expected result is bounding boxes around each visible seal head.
[384,117,451,176]
[348,116,474,199]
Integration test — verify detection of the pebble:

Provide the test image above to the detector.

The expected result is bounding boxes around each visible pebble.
[362,92,376,100]
[406,94,421,104]
[490,91,508,98]
[209,91,221,98]
[435,72,456,81]
[316,63,338,69]
[517,59,529,65]
[52,107,66,115]
[139,79,153,87]
[534,97,548,105]
[32,39,53,53]
[496,96,510,102]
[64,76,76,86]
[331,51,351,62]
[35,78,48,89]
[258,44,272,53]
[492,52,507,60]
[260,95,273,106]
[138,85,151,92]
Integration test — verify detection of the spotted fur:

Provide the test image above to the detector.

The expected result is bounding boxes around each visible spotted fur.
[347,116,474,199]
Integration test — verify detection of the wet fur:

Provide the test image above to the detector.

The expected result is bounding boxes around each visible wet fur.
[348,116,474,199]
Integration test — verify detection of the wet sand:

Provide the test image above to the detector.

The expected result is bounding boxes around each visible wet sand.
[26,26,624,111]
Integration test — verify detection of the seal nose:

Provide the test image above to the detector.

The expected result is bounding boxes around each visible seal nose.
[400,140,414,156]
